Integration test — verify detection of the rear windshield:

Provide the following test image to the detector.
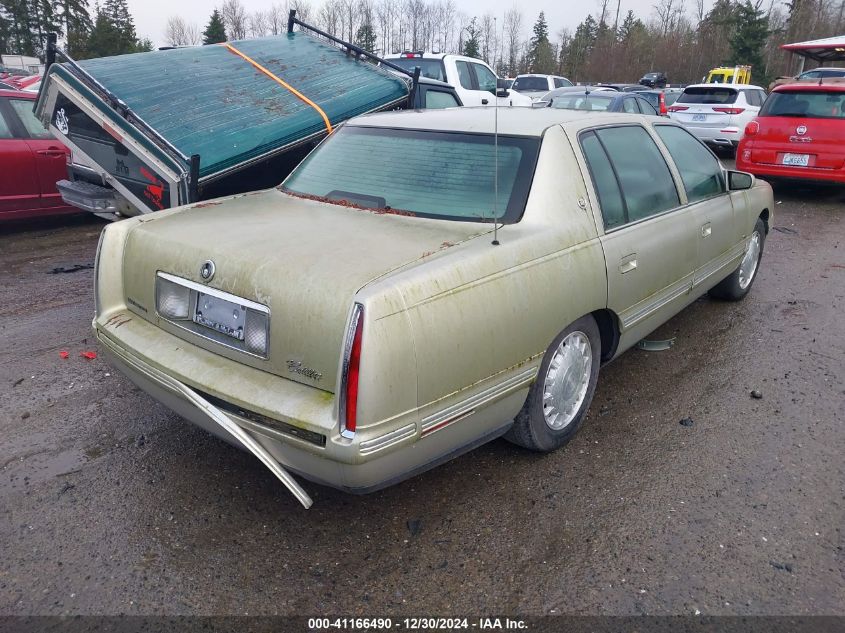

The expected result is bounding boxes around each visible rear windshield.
[552,94,613,111]
[513,76,549,91]
[677,87,738,104]
[641,92,659,108]
[760,90,845,119]
[387,58,446,82]
[281,126,540,223]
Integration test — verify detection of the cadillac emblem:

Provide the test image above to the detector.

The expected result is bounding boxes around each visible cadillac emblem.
[796,125,807,135]
[200,260,215,281]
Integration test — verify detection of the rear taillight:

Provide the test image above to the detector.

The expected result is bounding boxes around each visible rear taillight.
[340,303,364,438]
[668,105,688,112]
[745,121,759,136]
[713,107,745,115]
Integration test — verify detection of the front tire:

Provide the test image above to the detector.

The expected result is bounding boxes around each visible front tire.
[506,315,601,452]
[709,217,766,301]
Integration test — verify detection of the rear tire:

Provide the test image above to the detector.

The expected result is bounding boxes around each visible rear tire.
[709,217,766,301]
[506,315,601,452]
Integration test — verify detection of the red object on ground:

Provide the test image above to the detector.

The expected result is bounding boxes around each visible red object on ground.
[80,351,97,359]
[59,350,69,359]
[736,82,845,184]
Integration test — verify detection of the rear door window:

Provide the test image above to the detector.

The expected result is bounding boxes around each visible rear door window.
[424,89,460,109]
[455,61,475,90]
[655,125,724,202]
[622,98,639,113]
[580,126,680,227]
[677,87,739,104]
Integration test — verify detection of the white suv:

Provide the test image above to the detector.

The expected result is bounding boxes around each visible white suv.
[511,74,574,100]
[668,83,767,151]
[383,52,532,107]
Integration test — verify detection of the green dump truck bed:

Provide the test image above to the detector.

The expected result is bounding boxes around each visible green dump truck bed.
[35,20,412,215]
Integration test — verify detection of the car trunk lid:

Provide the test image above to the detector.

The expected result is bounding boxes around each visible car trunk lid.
[122,189,485,390]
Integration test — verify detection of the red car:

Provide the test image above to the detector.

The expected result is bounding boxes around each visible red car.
[736,82,845,183]
[0,89,78,220]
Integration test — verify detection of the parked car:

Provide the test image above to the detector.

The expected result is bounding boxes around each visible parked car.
[796,67,845,80]
[640,88,683,116]
[639,71,668,88]
[384,52,532,107]
[736,82,845,183]
[93,107,772,507]
[546,88,659,115]
[9,74,41,90]
[511,73,574,99]
[0,89,77,221]
[668,83,767,152]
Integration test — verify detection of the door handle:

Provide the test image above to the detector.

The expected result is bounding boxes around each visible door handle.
[37,149,66,157]
[701,222,712,238]
[619,254,638,274]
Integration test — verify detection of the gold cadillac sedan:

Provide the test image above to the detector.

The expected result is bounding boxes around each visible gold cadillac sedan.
[93,108,773,507]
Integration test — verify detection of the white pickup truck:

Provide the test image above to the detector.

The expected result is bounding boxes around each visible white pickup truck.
[384,52,532,107]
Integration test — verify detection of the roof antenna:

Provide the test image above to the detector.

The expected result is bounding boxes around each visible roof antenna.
[492,56,501,246]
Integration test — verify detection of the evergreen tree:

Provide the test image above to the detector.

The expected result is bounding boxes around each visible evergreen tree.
[202,9,226,45]
[355,22,377,53]
[0,0,35,55]
[563,15,597,81]
[462,17,480,59]
[529,12,555,73]
[729,1,768,75]
[55,0,93,58]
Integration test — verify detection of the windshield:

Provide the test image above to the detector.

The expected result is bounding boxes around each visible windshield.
[513,76,549,92]
[551,94,613,111]
[760,90,845,118]
[387,58,446,82]
[677,87,738,104]
[281,126,540,223]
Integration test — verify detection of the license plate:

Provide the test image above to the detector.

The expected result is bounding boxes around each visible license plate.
[194,292,247,340]
[782,153,810,167]
[692,114,706,122]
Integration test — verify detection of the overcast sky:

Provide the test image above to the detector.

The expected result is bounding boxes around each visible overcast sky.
[129,0,719,49]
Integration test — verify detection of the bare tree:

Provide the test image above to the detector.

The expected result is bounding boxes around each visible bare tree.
[165,16,201,46]
[268,4,286,34]
[504,7,522,76]
[248,10,270,37]
[221,0,248,40]
[480,12,496,63]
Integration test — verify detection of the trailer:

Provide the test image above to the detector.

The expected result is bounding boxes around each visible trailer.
[34,12,426,219]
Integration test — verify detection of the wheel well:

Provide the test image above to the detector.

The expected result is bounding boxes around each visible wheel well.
[759,208,770,234]
[591,309,620,363]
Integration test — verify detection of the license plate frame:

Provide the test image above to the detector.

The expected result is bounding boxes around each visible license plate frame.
[781,153,810,167]
[692,113,707,122]
[193,291,247,341]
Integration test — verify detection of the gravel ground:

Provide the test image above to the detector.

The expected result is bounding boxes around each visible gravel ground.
[1,179,843,617]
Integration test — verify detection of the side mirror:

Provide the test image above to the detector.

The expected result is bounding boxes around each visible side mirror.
[727,170,754,191]
[532,100,549,108]
[496,89,510,98]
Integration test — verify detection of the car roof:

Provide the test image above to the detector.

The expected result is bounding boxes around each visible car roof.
[348,106,656,136]
[516,73,555,78]
[384,52,447,60]
[416,76,453,88]
[683,82,764,90]
[773,81,845,92]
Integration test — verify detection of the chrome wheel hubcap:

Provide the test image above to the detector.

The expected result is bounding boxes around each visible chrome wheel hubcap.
[543,331,592,431]
[739,231,761,290]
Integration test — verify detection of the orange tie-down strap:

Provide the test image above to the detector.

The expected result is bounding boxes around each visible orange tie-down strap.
[221,42,333,134]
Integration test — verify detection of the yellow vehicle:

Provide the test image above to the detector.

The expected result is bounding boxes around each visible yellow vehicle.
[706,65,752,84]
